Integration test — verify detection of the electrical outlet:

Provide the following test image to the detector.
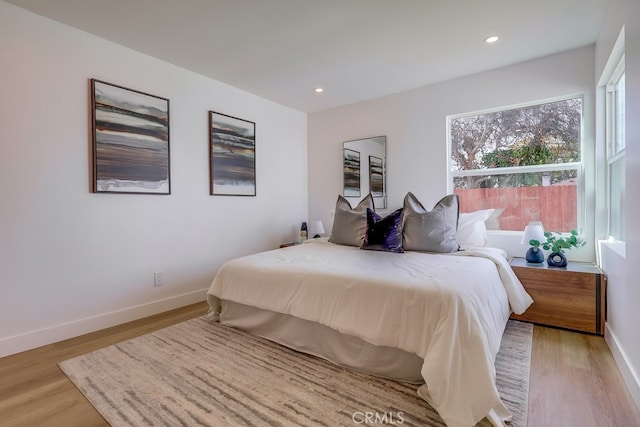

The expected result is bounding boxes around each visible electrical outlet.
[154,271,164,287]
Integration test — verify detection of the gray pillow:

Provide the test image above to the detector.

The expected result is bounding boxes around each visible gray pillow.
[329,194,375,247]
[402,192,460,253]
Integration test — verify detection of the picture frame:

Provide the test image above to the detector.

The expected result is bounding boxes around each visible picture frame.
[343,148,361,197]
[209,111,256,196]
[369,155,384,197]
[91,79,170,194]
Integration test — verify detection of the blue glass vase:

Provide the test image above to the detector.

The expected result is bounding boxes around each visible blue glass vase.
[525,247,544,263]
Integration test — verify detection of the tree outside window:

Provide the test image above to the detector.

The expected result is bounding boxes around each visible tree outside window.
[449,97,582,232]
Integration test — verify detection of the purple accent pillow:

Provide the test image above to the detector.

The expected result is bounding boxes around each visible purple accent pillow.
[361,208,404,253]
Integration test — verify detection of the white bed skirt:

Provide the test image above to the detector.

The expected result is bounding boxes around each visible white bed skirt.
[219,300,425,383]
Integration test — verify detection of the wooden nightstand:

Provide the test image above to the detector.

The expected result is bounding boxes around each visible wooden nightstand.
[509,257,606,335]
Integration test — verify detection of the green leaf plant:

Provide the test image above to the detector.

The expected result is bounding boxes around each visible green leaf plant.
[538,229,586,253]
[528,238,542,251]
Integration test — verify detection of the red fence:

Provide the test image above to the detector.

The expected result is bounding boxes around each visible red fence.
[455,185,577,232]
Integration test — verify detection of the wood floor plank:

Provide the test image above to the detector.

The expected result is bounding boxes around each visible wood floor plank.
[528,325,640,427]
[0,302,209,427]
[1,301,639,426]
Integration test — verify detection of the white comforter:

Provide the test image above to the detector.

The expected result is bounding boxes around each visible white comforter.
[206,240,532,427]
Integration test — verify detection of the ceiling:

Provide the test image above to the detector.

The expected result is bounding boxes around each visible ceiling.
[6,0,609,113]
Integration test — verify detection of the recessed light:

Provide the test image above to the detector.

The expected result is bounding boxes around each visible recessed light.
[485,35,499,44]
[314,87,324,93]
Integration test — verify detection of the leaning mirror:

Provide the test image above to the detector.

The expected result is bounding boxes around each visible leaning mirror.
[343,136,386,209]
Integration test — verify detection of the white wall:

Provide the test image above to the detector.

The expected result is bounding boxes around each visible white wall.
[597,0,640,409]
[309,46,596,261]
[625,0,640,406]
[0,1,308,357]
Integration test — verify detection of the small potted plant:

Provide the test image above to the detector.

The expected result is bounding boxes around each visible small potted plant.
[541,229,586,267]
[526,238,545,263]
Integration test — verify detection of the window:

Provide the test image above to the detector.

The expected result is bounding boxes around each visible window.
[606,57,625,241]
[448,97,583,232]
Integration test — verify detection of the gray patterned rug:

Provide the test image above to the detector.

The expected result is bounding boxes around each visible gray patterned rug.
[59,317,532,426]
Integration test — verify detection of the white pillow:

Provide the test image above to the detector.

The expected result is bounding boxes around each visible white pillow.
[456,209,495,249]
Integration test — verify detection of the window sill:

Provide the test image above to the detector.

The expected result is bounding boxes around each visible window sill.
[597,238,626,265]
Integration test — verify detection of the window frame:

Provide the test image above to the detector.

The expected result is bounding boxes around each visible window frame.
[605,55,625,241]
[446,94,585,233]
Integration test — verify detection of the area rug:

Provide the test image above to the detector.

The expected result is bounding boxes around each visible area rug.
[59,317,532,426]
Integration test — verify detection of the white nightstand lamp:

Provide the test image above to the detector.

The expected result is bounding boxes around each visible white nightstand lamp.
[521,221,546,263]
[309,220,325,238]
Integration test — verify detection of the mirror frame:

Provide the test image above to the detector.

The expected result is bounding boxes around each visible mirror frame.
[343,136,386,209]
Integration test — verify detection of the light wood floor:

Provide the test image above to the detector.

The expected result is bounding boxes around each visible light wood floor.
[1,302,638,427]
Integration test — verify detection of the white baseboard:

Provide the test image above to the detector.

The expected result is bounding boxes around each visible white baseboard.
[605,323,640,411]
[0,288,208,358]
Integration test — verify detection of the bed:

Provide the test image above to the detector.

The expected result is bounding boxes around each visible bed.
[206,193,533,427]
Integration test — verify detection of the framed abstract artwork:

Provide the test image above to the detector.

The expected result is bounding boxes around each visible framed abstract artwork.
[369,155,384,197]
[91,79,170,194]
[343,148,361,197]
[209,111,256,196]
